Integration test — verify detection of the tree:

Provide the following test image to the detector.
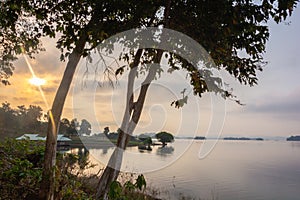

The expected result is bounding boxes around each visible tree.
[69,118,79,136]
[24,105,43,131]
[103,126,110,137]
[1,1,161,198]
[96,0,299,198]
[139,136,153,150]
[0,102,45,137]
[156,131,174,146]
[0,102,15,129]
[79,119,91,136]
[1,0,298,199]
[59,118,71,136]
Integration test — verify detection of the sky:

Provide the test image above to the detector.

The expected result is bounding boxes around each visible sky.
[0,7,299,138]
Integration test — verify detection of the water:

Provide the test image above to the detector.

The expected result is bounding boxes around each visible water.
[79,140,300,200]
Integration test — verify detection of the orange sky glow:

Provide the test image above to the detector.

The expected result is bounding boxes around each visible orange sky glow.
[1,9,300,137]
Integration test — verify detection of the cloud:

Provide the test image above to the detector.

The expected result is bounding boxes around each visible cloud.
[42,85,58,94]
[246,88,300,118]
[32,100,46,105]
[12,97,29,102]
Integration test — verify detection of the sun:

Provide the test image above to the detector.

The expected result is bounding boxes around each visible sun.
[29,77,46,86]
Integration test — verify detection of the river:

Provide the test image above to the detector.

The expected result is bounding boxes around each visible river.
[71,140,300,200]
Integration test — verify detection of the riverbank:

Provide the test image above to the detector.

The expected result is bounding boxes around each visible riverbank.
[0,138,161,199]
[69,135,143,148]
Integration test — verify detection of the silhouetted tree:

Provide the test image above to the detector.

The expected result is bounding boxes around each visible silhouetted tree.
[1,0,298,198]
[59,118,71,136]
[0,102,15,129]
[98,2,300,197]
[79,119,91,136]
[1,1,162,197]
[69,118,79,136]
[143,137,153,150]
[138,134,153,149]
[103,127,110,138]
[0,102,46,139]
[156,132,174,146]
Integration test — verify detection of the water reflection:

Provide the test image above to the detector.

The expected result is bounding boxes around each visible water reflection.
[78,146,89,158]
[101,145,113,155]
[156,146,174,157]
[67,147,90,161]
[290,141,300,148]
[60,141,300,199]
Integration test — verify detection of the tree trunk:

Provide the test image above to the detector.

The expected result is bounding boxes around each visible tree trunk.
[96,49,163,199]
[96,2,171,197]
[39,33,87,200]
[96,49,141,199]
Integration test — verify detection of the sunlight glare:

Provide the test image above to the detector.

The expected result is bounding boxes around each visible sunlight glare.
[29,77,46,86]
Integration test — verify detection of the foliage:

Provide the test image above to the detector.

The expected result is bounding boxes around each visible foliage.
[1,0,298,89]
[1,1,164,198]
[85,5,300,193]
[0,139,158,200]
[79,119,92,135]
[138,134,153,143]
[166,0,299,96]
[110,0,300,106]
[0,138,44,199]
[0,0,162,85]
[60,118,93,137]
[0,101,92,139]
[54,150,97,200]
[108,174,148,200]
[0,101,46,139]
[105,128,138,142]
[156,131,174,146]
[1,0,299,198]
[0,139,94,199]
[59,118,72,136]
[103,126,110,137]
[142,137,153,146]
[138,135,153,149]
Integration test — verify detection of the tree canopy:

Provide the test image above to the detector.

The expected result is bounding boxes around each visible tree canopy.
[0,2,164,198]
[0,102,45,138]
[1,0,298,88]
[79,119,92,136]
[0,0,162,84]
[1,0,299,199]
[156,131,174,146]
[167,0,298,90]
[78,1,299,197]
[0,101,91,139]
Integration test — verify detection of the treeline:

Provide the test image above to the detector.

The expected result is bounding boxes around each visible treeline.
[0,101,91,140]
[0,102,45,139]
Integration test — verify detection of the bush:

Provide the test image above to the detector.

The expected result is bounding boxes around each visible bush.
[0,139,94,200]
[108,174,151,200]
[0,138,44,199]
[0,139,159,200]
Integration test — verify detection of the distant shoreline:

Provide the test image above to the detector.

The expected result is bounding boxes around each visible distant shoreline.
[286,135,300,141]
[174,136,299,141]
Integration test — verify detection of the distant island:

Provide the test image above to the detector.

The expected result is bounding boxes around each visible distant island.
[286,135,300,141]
[223,137,264,141]
[194,136,206,140]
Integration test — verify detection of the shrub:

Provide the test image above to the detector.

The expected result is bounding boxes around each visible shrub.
[0,138,44,199]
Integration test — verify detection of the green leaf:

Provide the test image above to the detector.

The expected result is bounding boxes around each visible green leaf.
[135,174,146,190]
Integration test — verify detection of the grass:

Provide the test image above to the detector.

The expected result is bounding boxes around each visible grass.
[0,138,162,199]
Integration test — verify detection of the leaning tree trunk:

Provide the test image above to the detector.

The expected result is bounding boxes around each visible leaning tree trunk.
[96,1,171,197]
[96,49,163,199]
[38,32,87,200]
